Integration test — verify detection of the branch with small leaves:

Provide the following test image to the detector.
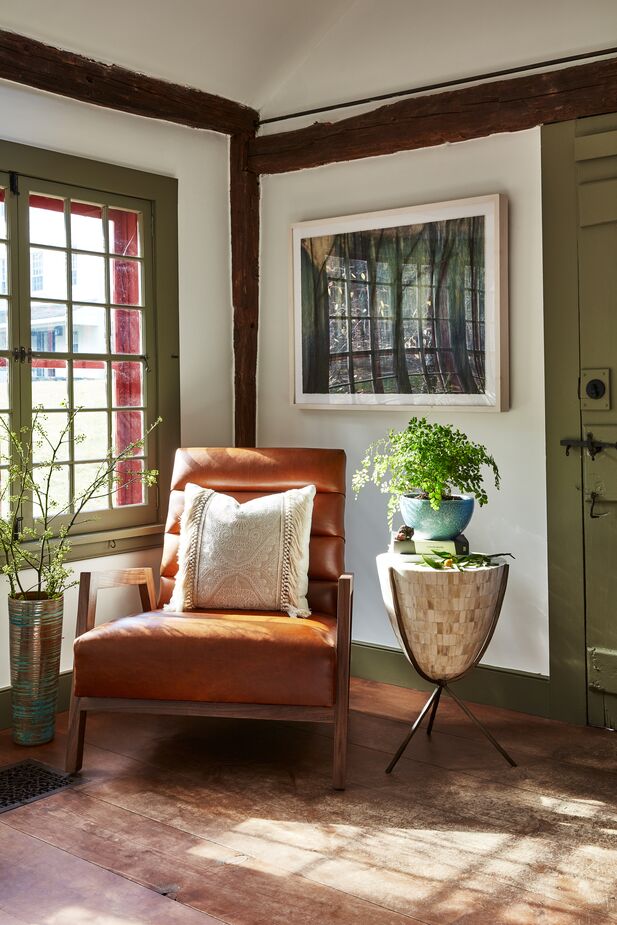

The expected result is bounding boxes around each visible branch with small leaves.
[0,406,160,599]
[420,551,515,571]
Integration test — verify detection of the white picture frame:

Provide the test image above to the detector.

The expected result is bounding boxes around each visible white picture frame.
[291,193,508,410]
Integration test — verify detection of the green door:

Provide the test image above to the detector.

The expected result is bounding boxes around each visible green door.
[576,119,617,727]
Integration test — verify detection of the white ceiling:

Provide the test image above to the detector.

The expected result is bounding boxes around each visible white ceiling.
[261,0,617,124]
[0,0,354,110]
[0,0,617,125]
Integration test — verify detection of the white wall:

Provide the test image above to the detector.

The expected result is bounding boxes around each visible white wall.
[0,82,233,689]
[259,128,549,676]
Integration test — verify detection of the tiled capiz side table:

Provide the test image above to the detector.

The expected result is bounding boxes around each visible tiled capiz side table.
[376,553,516,773]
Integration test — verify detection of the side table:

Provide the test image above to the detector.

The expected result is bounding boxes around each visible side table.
[376,553,516,773]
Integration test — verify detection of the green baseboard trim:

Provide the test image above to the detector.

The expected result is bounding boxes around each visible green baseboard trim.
[0,670,73,732]
[351,642,551,718]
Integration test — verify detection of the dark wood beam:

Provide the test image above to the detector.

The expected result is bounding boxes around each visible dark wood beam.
[0,29,257,135]
[230,133,260,447]
[249,55,617,174]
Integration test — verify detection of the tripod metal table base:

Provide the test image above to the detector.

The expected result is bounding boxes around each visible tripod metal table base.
[385,683,516,774]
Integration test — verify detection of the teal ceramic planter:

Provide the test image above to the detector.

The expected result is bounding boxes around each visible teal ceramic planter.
[399,494,474,540]
[9,594,63,746]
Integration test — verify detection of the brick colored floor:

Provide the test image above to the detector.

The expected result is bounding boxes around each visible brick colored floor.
[0,678,615,924]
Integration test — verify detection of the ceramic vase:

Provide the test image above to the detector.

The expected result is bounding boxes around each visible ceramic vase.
[9,594,63,746]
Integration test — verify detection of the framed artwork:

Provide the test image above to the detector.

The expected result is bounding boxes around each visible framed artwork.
[291,194,508,410]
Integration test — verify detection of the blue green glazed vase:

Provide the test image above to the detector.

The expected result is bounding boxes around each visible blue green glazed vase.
[9,593,63,746]
[399,494,474,540]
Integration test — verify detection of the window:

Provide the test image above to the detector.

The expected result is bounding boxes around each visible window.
[0,145,179,548]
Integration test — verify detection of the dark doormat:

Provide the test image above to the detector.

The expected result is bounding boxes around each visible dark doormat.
[0,759,73,814]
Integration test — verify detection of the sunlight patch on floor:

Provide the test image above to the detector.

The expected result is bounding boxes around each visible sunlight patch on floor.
[538,793,607,819]
[44,907,144,925]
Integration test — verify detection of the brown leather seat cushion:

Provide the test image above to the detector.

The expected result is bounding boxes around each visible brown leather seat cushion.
[73,609,337,706]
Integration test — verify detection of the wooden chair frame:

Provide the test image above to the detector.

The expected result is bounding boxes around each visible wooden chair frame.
[65,567,354,789]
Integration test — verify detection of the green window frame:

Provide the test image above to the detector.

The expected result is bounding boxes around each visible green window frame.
[0,141,179,560]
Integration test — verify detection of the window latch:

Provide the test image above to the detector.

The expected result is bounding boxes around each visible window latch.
[12,515,22,542]
[9,172,19,196]
[11,346,32,363]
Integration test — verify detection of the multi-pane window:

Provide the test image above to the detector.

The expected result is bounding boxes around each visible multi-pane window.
[0,173,158,532]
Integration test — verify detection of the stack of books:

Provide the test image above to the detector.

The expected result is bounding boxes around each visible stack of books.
[389,531,469,556]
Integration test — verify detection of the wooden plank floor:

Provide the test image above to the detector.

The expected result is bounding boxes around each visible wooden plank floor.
[0,678,616,924]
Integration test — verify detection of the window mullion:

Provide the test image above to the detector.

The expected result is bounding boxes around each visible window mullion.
[15,178,35,533]
[0,173,19,524]
[104,203,112,510]
[141,200,156,516]
[64,195,76,517]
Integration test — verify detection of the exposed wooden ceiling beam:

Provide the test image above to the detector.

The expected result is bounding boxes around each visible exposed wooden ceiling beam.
[249,56,617,174]
[0,29,258,135]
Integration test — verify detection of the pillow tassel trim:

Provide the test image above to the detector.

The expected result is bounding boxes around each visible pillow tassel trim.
[165,488,213,612]
[280,490,312,619]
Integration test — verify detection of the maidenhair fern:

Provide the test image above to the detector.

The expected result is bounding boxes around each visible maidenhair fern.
[352,417,500,525]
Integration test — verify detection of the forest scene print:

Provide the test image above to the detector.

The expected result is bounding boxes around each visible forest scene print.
[299,212,489,401]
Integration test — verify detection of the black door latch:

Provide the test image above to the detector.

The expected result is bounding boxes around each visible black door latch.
[560,432,617,460]
[589,491,610,519]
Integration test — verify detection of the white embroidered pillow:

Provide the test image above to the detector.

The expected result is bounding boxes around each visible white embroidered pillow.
[167,483,316,617]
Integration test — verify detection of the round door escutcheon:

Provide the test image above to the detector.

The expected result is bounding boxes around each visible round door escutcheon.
[586,378,607,400]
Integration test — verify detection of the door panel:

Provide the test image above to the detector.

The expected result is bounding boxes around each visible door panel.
[577,162,617,727]
[579,177,617,226]
[582,424,617,502]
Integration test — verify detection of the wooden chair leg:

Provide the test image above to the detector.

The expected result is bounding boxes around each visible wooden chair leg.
[65,693,86,774]
[333,695,349,790]
[333,573,353,791]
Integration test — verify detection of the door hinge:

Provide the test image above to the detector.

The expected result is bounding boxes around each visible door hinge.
[9,172,19,196]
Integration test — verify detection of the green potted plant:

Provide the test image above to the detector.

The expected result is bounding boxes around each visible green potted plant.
[352,417,500,540]
[0,407,159,746]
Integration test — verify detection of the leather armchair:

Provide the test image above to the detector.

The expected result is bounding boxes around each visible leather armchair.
[65,447,353,789]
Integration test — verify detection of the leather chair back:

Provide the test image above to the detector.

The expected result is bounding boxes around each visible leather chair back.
[159,447,346,616]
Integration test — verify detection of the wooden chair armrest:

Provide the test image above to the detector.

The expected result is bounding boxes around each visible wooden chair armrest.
[75,567,157,638]
[336,573,353,648]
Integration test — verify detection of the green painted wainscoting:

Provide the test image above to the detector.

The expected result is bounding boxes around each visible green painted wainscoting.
[351,642,551,718]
